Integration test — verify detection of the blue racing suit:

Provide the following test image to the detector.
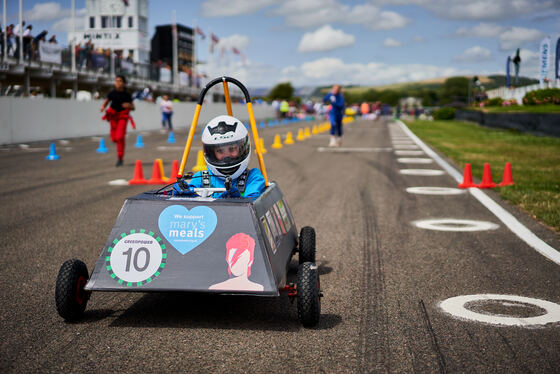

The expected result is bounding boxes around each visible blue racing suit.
[323,92,345,137]
[174,168,265,198]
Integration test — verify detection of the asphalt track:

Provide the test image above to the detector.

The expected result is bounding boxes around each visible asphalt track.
[1,117,560,373]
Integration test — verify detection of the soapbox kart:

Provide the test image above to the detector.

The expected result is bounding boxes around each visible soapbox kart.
[55,76,321,327]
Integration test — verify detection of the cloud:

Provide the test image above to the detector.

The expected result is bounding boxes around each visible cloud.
[24,2,71,22]
[499,27,544,50]
[373,0,560,21]
[298,25,355,53]
[279,57,468,86]
[201,0,278,17]
[274,0,408,30]
[383,37,402,47]
[453,46,492,62]
[455,23,504,38]
[412,36,426,43]
[216,34,250,51]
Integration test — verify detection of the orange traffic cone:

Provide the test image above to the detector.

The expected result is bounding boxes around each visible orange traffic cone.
[304,127,311,139]
[296,128,306,141]
[271,134,283,149]
[129,160,148,185]
[259,137,268,154]
[192,150,207,172]
[499,162,514,186]
[312,125,318,135]
[170,160,179,180]
[458,163,476,188]
[284,132,295,145]
[477,163,496,188]
[157,158,170,182]
[147,160,167,185]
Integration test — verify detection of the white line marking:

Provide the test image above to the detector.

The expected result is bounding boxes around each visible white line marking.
[395,150,425,156]
[392,141,416,145]
[399,169,444,176]
[440,294,560,327]
[396,120,560,265]
[397,157,433,164]
[317,147,393,152]
[406,187,466,195]
[413,218,499,232]
[108,179,129,186]
[393,144,420,149]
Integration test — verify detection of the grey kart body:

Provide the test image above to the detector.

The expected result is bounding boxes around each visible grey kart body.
[85,183,298,296]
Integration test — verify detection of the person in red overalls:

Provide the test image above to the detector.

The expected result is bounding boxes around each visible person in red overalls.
[100,75,135,166]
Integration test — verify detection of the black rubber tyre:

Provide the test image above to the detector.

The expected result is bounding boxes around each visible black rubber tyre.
[297,262,321,327]
[55,259,90,321]
[298,226,316,264]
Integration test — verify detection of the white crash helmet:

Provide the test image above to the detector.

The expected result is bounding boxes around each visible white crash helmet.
[201,115,251,180]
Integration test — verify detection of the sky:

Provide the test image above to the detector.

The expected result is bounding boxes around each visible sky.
[2,0,560,88]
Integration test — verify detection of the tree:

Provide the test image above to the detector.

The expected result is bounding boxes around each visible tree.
[378,90,401,106]
[268,82,294,100]
[440,77,469,105]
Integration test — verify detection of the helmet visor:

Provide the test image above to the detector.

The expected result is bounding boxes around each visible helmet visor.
[203,137,250,168]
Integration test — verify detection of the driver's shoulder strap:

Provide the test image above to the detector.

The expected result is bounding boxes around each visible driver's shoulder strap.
[201,170,211,188]
[236,169,249,194]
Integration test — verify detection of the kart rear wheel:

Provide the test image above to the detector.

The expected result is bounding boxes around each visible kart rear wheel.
[297,262,321,327]
[55,259,90,321]
[298,226,316,264]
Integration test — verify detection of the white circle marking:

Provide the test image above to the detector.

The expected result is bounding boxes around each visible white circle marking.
[413,218,499,231]
[406,187,466,195]
[440,294,560,327]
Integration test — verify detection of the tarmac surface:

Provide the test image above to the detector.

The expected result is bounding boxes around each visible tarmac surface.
[1,117,560,373]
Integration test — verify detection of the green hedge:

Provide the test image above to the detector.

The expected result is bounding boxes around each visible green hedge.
[433,107,456,120]
[523,88,560,105]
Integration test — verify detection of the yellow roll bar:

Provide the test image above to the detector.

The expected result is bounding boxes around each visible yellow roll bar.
[177,76,270,187]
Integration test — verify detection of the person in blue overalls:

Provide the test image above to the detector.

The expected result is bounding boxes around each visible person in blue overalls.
[323,84,345,147]
[173,115,265,198]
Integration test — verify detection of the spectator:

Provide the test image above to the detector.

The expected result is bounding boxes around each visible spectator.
[6,24,15,56]
[100,75,135,167]
[160,94,173,132]
[323,84,345,147]
[32,30,47,60]
[279,99,289,118]
[12,21,24,58]
[48,35,57,44]
[22,25,32,60]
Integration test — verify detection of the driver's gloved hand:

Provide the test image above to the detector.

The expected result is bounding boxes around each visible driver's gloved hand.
[217,185,241,198]
[172,181,197,196]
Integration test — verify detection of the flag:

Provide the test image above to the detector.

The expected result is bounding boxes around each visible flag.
[195,26,206,39]
[232,47,246,64]
[554,38,560,80]
[210,33,220,53]
[540,36,551,86]
[506,56,511,88]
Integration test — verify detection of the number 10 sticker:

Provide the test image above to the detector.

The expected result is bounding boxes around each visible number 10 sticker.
[106,229,167,287]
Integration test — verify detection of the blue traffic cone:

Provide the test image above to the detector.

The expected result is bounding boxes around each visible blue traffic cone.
[96,138,108,153]
[259,121,266,129]
[46,142,60,160]
[167,131,176,144]
[134,134,144,148]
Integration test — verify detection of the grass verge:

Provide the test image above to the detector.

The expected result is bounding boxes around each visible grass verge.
[405,119,560,232]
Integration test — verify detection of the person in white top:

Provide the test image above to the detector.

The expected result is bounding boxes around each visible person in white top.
[160,95,173,131]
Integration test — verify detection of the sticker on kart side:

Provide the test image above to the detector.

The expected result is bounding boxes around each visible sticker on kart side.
[106,230,167,287]
[158,205,217,255]
[260,215,277,254]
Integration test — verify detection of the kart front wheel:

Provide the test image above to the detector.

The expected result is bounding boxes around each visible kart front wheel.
[55,259,90,321]
[298,226,316,264]
[297,262,321,327]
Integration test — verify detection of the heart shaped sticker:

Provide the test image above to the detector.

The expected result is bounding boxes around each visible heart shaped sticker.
[158,205,217,255]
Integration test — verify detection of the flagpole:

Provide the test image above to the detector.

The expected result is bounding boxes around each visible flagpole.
[192,19,197,88]
[18,0,23,63]
[71,0,76,73]
[172,10,178,90]
[3,0,7,59]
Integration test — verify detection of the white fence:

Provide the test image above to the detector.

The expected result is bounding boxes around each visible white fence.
[0,97,276,145]
[487,81,560,104]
